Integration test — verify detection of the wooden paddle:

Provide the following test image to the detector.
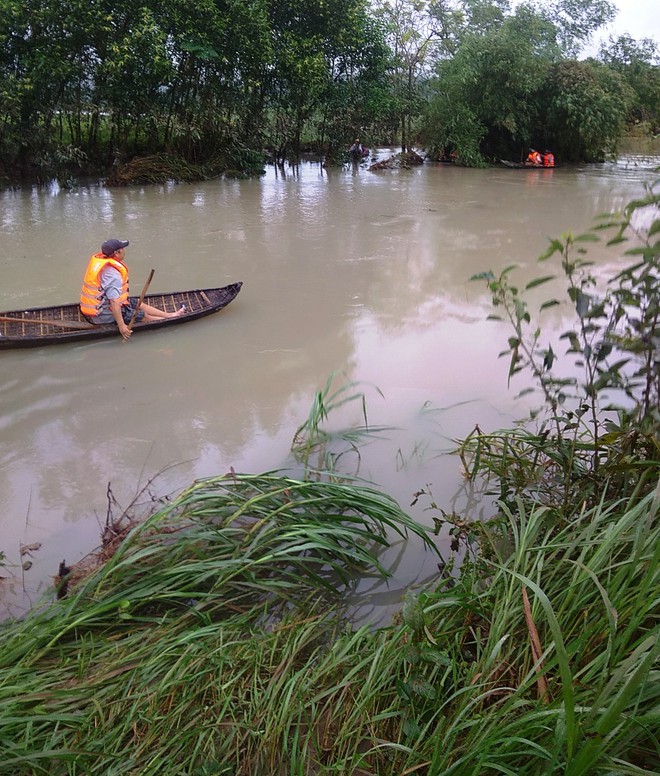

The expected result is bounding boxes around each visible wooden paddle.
[127,268,155,330]
[0,315,93,331]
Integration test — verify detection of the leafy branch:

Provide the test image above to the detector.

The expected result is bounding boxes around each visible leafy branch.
[468,181,659,510]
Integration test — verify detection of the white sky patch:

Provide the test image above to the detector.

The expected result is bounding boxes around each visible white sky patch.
[511,0,660,56]
[605,0,660,42]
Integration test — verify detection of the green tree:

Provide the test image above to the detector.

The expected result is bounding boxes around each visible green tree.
[420,6,557,163]
[93,3,174,154]
[598,34,660,129]
[540,59,633,161]
[526,0,617,57]
[420,1,634,164]
[374,0,443,152]
[0,0,390,180]
[265,0,389,160]
[154,0,273,156]
[0,0,103,174]
[427,0,510,52]
[316,13,393,158]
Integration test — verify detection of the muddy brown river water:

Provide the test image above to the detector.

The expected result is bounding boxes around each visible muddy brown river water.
[1,145,658,621]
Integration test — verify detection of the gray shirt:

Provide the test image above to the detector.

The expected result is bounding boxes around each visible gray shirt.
[88,265,125,323]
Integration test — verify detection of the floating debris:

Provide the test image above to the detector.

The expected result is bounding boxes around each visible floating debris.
[368,150,425,171]
[19,542,42,557]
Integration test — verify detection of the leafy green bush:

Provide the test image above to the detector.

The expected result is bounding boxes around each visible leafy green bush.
[468,183,659,513]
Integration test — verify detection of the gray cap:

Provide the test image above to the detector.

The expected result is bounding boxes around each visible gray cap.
[101,239,129,256]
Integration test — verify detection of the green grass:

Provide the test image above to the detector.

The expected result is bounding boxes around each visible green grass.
[404,485,660,774]
[0,471,657,774]
[0,472,433,774]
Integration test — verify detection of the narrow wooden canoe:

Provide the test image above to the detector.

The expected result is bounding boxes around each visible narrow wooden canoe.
[0,282,242,350]
[500,159,560,169]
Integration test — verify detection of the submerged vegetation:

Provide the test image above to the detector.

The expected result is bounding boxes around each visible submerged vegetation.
[104,149,267,186]
[0,190,658,772]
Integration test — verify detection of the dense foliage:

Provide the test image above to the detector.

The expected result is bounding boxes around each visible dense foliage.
[0,0,657,181]
[419,3,647,164]
[420,6,560,165]
[0,0,392,182]
[598,33,660,128]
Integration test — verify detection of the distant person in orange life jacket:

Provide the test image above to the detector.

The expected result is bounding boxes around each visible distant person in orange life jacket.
[542,150,555,167]
[80,239,186,340]
[526,148,542,166]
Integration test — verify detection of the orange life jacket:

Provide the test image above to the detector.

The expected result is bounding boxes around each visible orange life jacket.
[543,153,555,167]
[527,151,542,166]
[80,254,129,316]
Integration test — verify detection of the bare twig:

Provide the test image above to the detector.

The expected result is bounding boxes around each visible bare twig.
[522,585,550,703]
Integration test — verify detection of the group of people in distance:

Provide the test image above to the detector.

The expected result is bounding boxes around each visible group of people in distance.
[526,148,555,167]
[80,239,186,340]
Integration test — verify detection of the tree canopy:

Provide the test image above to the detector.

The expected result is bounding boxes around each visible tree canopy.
[420,1,643,164]
[0,0,656,184]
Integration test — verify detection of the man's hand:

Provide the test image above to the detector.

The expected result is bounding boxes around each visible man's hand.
[110,298,132,340]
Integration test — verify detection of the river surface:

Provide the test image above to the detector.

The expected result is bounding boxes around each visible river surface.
[1,145,658,621]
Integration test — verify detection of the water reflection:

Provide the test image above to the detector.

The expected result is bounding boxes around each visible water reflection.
[0,150,657,619]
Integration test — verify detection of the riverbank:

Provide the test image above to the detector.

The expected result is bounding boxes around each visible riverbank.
[0,146,269,190]
[0,471,657,774]
[2,131,657,191]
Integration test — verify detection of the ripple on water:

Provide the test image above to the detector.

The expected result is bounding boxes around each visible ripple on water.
[0,372,71,434]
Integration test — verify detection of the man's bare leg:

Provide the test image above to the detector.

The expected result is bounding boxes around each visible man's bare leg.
[139,303,187,321]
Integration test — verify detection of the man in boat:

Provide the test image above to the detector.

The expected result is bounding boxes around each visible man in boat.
[542,149,555,167]
[526,148,543,166]
[80,239,185,340]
